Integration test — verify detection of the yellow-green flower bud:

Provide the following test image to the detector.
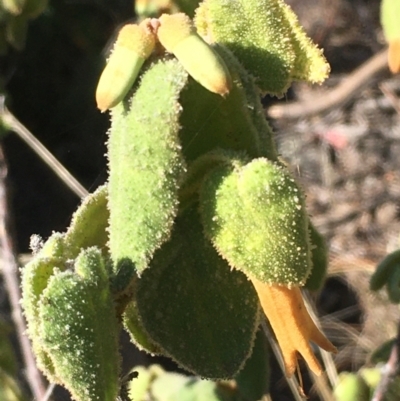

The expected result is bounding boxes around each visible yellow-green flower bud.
[95,21,156,112]
[1,0,26,15]
[157,13,232,96]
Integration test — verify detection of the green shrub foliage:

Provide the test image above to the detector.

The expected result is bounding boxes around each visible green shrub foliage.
[21,1,330,400]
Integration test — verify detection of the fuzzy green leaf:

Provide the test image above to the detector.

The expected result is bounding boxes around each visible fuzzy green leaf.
[370,338,395,364]
[64,185,109,258]
[136,206,260,379]
[108,58,188,274]
[179,45,276,163]
[279,3,330,83]
[179,150,235,208]
[20,233,67,383]
[370,249,400,291]
[39,248,120,401]
[200,157,312,285]
[386,265,400,303]
[304,223,328,291]
[195,0,329,94]
[123,299,162,355]
[235,329,270,401]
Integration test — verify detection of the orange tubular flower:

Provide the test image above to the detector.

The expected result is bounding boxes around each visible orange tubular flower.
[388,39,400,74]
[250,276,337,377]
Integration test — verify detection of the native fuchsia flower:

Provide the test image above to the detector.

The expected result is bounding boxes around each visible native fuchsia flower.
[251,278,337,377]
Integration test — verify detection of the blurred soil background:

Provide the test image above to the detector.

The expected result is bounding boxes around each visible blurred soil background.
[1,0,400,400]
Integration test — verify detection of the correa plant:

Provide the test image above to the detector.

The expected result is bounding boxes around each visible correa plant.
[20,1,338,400]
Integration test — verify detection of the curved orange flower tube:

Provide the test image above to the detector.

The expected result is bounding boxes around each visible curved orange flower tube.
[250,277,337,377]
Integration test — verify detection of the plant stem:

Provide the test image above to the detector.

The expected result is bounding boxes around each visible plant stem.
[0,144,48,401]
[267,48,389,119]
[0,96,88,199]
[261,319,306,401]
[371,321,400,401]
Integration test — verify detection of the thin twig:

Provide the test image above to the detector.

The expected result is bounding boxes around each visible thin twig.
[40,383,56,401]
[303,291,339,389]
[379,81,400,115]
[371,321,400,401]
[261,319,306,401]
[267,48,389,120]
[0,145,47,401]
[0,96,88,199]
[298,292,337,401]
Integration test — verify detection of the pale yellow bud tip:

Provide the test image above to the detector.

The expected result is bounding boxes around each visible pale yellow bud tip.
[158,13,194,52]
[115,22,156,59]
